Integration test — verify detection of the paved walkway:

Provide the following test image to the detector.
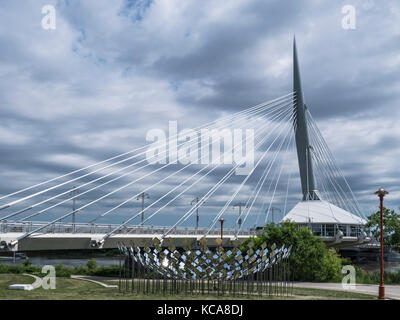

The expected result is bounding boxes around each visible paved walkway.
[71,275,118,288]
[293,282,400,300]
[23,273,43,289]
[69,276,400,299]
[9,273,43,291]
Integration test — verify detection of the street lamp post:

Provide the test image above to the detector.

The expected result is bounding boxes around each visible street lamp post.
[137,192,149,224]
[233,203,246,231]
[69,186,79,233]
[374,187,388,300]
[191,197,202,231]
[219,218,225,240]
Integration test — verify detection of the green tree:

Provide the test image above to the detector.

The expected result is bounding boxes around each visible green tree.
[54,264,73,277]
[365,207,400,248]
[23,258,32,267]
[243,221,346,282]
[86,258,98,271]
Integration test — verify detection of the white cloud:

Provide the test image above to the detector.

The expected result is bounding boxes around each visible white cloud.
[0,0,399,226]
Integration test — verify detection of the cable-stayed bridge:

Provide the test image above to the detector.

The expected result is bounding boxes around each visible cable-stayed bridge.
[0,40,370,251]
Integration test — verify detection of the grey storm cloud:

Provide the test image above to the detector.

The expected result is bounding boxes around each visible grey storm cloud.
[0,0,399,229]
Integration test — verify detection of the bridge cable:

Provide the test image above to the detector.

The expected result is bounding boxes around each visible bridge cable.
[12,99,295,223]
[306,113,364,221]
[203,111,295,236]
[262,129,295,225]
[307,111,364,219]
[161,108,295,238]
[90,99,293,225]
[240,121,295,232]
[96,105,292,241]
[15,101,295,240]
[0,93,295,209]
[241,123,294,229]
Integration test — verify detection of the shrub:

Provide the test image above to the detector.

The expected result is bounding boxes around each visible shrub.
[316,248,344,282]
[23,258,32,267]
[243,221,347,282]
[0,261,122,279]
[86,259,98,271]
[0,264,24,274]
[0,263,40,274]
[355,266,400,284]
[73,265,88,275]
[90,266,120,277]
[53,264,73,278]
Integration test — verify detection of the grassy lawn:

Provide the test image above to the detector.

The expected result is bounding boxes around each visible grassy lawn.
[0,274,375,300]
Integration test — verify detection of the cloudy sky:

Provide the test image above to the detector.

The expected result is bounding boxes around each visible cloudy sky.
[0,0,399,229]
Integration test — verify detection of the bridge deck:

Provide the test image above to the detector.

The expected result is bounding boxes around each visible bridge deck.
[0,232,369,251]
[0,221,370,251]
[0,232,252,251]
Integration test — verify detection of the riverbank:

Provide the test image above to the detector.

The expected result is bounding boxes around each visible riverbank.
[0,251,120,268]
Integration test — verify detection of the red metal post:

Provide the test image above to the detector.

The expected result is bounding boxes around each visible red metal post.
[375,188,388,299]
[219,218,224,240]
[379,194,385,299]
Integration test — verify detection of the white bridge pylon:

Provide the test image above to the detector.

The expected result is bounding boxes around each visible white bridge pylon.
[279,38,369,248]
[0,40,368,251]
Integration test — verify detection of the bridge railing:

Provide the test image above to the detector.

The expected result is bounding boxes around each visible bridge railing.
[0,221,257,236]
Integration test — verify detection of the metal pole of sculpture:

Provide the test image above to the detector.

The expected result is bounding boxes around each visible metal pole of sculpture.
[117,238,293,298]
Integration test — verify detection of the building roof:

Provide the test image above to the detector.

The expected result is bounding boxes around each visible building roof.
[280,200,366,225]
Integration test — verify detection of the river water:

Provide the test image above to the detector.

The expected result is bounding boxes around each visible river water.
[356,261,400,273]
[1,255,400,273]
